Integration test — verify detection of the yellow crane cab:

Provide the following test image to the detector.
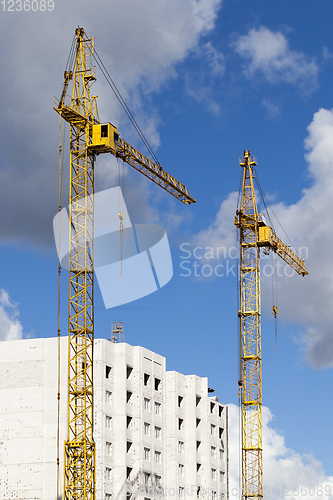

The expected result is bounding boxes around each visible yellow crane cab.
[89,122,119,154]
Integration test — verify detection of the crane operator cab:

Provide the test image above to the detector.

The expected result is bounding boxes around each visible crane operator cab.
[258,225,272,246]
[89,122,119,154]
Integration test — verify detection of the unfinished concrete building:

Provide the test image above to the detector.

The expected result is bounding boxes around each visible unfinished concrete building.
[0,337,228,500]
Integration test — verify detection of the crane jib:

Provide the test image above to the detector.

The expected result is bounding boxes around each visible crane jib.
[117,139,196,204]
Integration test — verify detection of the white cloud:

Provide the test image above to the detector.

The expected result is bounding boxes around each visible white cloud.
[228,403,333,500]
[262,107,333,369]
[184,41,224,113]
[184,74,221,115]
[262,98,281,118]
[192,191,237,252]
[233,27,318,92]
[0,290,23,341]
[0,0,222,246]
[322,47,333,61]
[203,42,226,76]
[191,107,333,369]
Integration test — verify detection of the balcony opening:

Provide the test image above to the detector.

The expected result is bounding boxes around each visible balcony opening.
[127,467,132,480]
[155,378,161,391]
[127,365,133,379]
[126,391,132,403]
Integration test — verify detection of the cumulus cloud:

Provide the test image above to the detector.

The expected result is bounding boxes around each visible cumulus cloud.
[192,191,237,252]
[0,0,222,247]
[233,27,318,92]
[264,107,333,369]
[228,404,333,500]
[0,290,23,341]
[191,107,333,369]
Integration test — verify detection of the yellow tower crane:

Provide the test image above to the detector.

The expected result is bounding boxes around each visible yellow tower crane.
[234,150,308,500]
[54,27,196,500]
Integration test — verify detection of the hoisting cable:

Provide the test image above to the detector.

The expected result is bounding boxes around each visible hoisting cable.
[57,35,76,111]
[270,250,279,353]
[56,114,65,500]
[254,170,282,352]
[236,226,241,382]
[65,34,76,73]
[254,170,301,258]
[236,166,244,212]
[55,35,74,500]
[92,49,161,167]
[253,170,273,228]
[118,159,125,278]
[236,222,242,500]
[273,310,279,353]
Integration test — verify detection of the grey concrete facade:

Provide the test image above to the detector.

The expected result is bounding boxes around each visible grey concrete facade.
[0,337,228,500]
[165,373,228,500]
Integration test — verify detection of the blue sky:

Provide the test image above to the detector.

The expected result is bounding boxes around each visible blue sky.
[1,0,333,496]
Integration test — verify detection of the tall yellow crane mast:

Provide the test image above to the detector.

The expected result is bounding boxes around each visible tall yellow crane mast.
[54,27,196,500]
[234,151,308,500]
